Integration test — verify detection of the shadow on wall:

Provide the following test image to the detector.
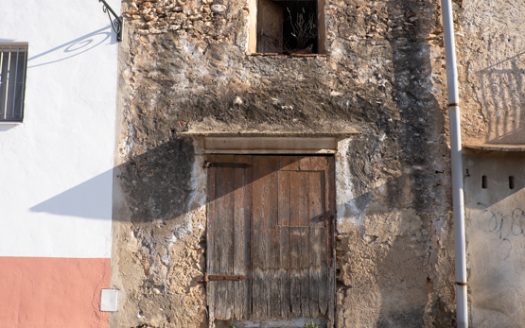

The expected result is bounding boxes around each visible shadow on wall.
[27,25,116,69]
[0,124,20,132]
[477,50,525,144]
[30,139,335,222]
[31,170,114,220]
[30,137,401,224]
[29,139,195,221]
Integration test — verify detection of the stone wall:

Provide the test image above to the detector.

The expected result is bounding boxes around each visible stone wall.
[111,0,456,327]
[458,0,525,144]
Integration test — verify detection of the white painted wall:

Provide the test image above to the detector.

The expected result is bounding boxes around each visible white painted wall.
[465,154,525,327]
[0,0,120,258]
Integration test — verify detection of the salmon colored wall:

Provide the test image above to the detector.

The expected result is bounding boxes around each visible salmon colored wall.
[0,257,111,328]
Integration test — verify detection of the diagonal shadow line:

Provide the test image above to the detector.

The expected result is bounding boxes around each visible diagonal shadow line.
[477,50,525,73]
[476,56,525,143]
[28,136,447,225]
[27,25,115,69]
[29,143,315,221]
[30,169,114,220]
[29,138,373,222]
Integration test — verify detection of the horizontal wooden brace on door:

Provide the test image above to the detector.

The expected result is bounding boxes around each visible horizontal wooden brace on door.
[204,161,252,169]
[198,274,247,283]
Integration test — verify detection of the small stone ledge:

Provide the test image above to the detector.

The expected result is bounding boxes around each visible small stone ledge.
[463,143,525,153]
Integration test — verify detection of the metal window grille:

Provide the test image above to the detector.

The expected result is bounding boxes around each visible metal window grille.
[0,43,28,122]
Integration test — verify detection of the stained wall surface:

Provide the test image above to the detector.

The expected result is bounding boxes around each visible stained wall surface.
[112,0,456,327]
[459,0,525,145]
[0,0,119,326]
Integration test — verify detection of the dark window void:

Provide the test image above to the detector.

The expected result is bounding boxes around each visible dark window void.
[509,176,515,190]
[482,175,487,189]
[0,43,28,122]
[257,0,322,54]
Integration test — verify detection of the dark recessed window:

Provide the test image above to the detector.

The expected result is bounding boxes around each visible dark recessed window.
[0,43,28,122]
[256,0,325,54]
[481,175,487,189]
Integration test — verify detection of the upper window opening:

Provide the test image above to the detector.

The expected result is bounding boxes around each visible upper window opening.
[0,43,28,122]
[253,0,326,55]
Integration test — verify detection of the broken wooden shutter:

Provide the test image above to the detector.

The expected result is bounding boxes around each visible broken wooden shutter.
[206,156,335,326]
[257,0,284,53]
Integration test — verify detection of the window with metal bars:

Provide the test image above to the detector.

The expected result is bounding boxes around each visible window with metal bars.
[0,43,28,122]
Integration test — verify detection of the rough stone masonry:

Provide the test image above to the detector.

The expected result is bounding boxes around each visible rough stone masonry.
[110,0,466,326]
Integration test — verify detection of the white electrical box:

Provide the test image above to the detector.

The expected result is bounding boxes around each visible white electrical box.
[100,288,119,312]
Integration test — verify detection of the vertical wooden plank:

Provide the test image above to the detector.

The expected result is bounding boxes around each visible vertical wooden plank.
[245,157,254,320]
[251,156,282,320]
[319,166,331,317]
[327,156,336,326]
[317,0,327,54]
[264,157,278,319]
[206,166,217,324]
[215,166,235,320]
[278,170,291,318]
[297,171,311,318]
[289,170,303,317]
[269,231,282,320]
[251,156,267,319]
[268,158,281,319]
[233,160,248,320]
[257,0,284,53]
[318,224,329,317]
[249,156,260,319]
[308,172,323,318]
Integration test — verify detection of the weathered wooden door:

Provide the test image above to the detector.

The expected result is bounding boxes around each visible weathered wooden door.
[206,156,335,327]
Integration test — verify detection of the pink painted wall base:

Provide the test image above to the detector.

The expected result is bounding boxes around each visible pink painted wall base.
[0,257,111,328]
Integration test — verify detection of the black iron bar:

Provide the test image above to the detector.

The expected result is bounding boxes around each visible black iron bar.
[98,0,123,42]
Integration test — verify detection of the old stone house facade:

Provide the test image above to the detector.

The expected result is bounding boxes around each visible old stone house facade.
[112,0,525,327]
[2,0,525,327]
[113,0,454,326]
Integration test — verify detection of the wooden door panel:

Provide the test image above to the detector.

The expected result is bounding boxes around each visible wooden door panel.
[232,162,250,320]
[250,156,279,320]
[207,159,251,321]
[207,156,335,326]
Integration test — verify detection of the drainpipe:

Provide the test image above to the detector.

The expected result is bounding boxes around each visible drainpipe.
[440,0,468,327]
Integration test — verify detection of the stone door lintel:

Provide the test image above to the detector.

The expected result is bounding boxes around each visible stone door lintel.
[182,132,355,154]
